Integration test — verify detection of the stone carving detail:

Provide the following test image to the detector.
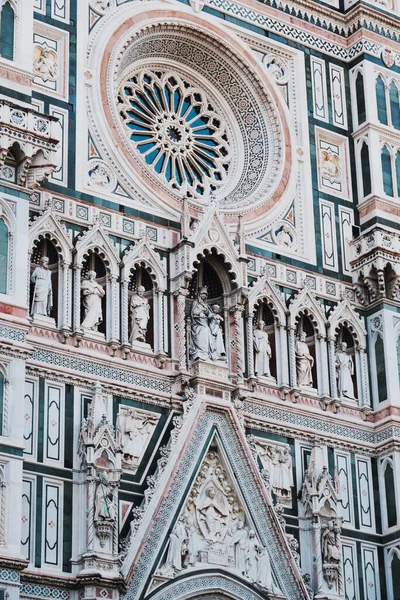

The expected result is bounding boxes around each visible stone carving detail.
[129,286,150,344]
[157,450,281,595]
[320,148,341,185]
[253,320,272,377]
[33,46,58,82]
[248,438,293,506]
[87,160,115,191]
[117,406,159,472]
[81,271,105,331]
[31,256,53,317]
[189,287,226,362]
[335,342,355,400]
[273,222,296,248]
[295,332,314,387]
[262,53,289,85]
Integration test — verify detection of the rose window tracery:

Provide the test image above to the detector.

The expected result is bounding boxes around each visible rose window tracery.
[119,70,232,197]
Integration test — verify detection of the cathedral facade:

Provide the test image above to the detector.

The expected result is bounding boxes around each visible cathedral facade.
[0,0,399,599]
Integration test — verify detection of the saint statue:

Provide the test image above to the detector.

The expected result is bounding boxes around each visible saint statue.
[295,331,314,387]
[230,519,248,574]
[94,472,115,522]
[129,285,150,343]
[273,447,293,496]
[209,304,225,360]
[81,271,105,331]
[246,530,260,583]
[321,522,340,564]
[253,320,272,377]
[163,520,186,573]
[31,256,53,317]
[335,342,355,399]
[257,546,274,591]
[189,287,213,361]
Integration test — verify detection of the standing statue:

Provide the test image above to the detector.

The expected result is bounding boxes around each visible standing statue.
[321,522,340,564]
[273,447,294,497]
[94,472,115,522]
[257,546,274,591]
[295,331,314,387]
[335,342,355,399]
[31,256,53,317]
[189,287,213,361]
[81,270,105,331]
[253,320,272,377]
[246,530,260,583]
[129,285,150,343]
[209,304,226,360]
[230,519,248,575]
[163,520,186,574]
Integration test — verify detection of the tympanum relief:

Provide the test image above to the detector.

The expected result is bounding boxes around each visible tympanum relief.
[117,406,159,472]
[157,450,281,595]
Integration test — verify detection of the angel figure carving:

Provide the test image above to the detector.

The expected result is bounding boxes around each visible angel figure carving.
[321,148,341,184]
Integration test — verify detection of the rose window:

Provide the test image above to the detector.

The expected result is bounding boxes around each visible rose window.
[118,70,232,197]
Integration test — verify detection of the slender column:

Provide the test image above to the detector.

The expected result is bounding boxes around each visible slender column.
[318,335,330,397]
[279,324,290,387]
[156,289,165,354]
[247,314,255,378]
[109,275,119,343]
[288,327,297,387]
[121,278,129,346]
[73,264,82,333]
[61,260,70,330]
[233,306,244,382]
[2,377,9,436]
[176,287,188,372]
[328,338,338,399]
[360,348,371,407]
[87,475,95,551]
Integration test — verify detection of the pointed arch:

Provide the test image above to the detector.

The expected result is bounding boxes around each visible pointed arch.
[29,208,73,261]
[122,239,167,291]
[288,288,326,335]
[248,274,287,326]
[328,299,366,348]
[0,197,16,295]
[75,222,119,277]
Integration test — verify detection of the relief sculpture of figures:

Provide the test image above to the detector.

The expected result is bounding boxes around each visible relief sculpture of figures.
[31,256,53,317]
[129,285,150,343]
[253,320,272,377]
[256,442,293,504]
[121,409,158,469]
[335,342,355,399]
[295,331,314,387]
[81,270,105,331]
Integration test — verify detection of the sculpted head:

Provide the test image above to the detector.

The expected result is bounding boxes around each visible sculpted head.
[340,341,347,351]
[258,320,265,330]
[198,286,208,301]
[207,487,216,499]
[212,304,220,314]
[40,256,50,269]
[138,285,145,297]
[299,331,306,342]
[88,270,96,280]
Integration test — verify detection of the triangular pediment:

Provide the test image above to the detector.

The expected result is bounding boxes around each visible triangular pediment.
[122,399,308,599]
[75,221,120,275]
[288,288,327,334]
[122,239,167,290]
[328,298,366,347]
[188,206,243,288]
[248,274,287,325]
[29,208,73,260]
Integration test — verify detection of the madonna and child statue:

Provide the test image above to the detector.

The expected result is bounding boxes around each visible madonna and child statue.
[189,286,226,362]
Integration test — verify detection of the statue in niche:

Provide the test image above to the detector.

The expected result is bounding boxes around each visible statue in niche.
[94,472,115,522]
[253,320,272,377]
[122,409,157,467]
[31,256,53,317]
[295,331,314,387]
[129,285,150,343]
[335,342,355,399]
[209,304,226,360]
[189,286,213,361]
[81,270,105,331]
[321,522,340,564]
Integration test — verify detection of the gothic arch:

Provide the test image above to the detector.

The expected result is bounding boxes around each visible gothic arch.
[288,288,326,335]
[328,299,367,349]
[29,208,73,261]
[122,239,167,291]
[248,274,287,326]
[75,221,119,277]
